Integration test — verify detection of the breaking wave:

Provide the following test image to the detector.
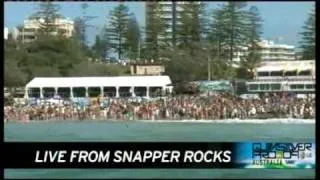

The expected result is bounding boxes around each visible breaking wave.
[141,118,315,124]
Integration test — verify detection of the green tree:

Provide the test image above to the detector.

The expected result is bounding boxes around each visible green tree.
[91,34,109,61]
[208,7,229,61]
[4,41,28,87]
[106,4,131,60]
[72,17,93,58]
[138,39,150,61]
[73,3,97,49]
[204,42,236,80]
[18,36,85,79]
[207,6,239,79]
[240,6,263,79]
[145,2,170,61]
[72,3,97,58]
[165,44,209,82]
[299,6,315,60]
[219,2,248,62]
[125,15,141,60]
[244,6,263,48]
[239,51,261,79]
[34,1,63,36]
[5,59,28,87]
[69,61,129,76]
[73,17,85,44]
[176,2,207,50]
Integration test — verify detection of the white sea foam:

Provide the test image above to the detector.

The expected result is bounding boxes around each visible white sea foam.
[140,118,315,124]
[7,118,315,124]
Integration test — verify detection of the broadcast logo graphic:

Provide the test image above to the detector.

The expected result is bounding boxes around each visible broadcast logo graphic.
[235,142,315,169]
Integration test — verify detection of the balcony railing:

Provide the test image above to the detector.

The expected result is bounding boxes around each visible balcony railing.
[261,56,295,60]
[21,31,36,36]
[249,76,315,82]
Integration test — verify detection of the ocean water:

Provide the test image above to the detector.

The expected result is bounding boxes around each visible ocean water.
[4,120,316,179]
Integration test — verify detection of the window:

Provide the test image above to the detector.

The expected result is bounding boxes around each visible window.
[28,88,40,98]
[284,71,297,76]
[270,71,283,76]
[119,87,131,97]
[73,87,86,97]
[260,84,270,90]
[134,87,147,97]
[290,85,297,89]
[42,87,55,98]
[297,84,304,89]
[58,88,70,98]
[299,70,311,76]
[103,87,116,97]
[88,87,101,97]
[248,84,259,90]
[257,72,269,76]
[305,84,314,89]
[271,84,281,90]
[150,87,162,97]
[290,84,304,89]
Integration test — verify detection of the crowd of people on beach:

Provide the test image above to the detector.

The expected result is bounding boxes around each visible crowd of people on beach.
[4,92,315,122]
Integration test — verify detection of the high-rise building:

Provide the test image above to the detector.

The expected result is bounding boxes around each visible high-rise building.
[19,16,74,43]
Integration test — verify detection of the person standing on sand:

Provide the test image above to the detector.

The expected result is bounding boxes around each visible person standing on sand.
[103,107,108,119]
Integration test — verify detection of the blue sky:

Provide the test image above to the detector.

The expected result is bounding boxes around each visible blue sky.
[4,1,314,47]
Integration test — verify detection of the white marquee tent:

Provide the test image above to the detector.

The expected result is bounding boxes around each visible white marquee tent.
[25,76,172,98]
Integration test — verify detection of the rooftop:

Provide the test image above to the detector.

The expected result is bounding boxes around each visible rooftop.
[257,60,315,72]
[259,40,295,49]
[26,76,172,88]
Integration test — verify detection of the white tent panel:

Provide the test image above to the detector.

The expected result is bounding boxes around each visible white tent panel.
[26,76,172,88]
[257,60,315,73]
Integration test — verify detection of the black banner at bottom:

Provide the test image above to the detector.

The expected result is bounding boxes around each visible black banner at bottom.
[3,142,316,169]
[4,142,235,168]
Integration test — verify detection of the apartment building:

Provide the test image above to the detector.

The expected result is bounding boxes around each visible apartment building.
[233,40,296,62]
[20,16,74,43]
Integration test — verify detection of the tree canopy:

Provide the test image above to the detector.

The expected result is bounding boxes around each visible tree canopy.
[5,2,277,88]
[299,6,315,60]
[4,35,129,87]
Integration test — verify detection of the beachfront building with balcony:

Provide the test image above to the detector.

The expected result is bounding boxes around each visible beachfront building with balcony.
[246,60,315,94]
[19,16,74,43]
